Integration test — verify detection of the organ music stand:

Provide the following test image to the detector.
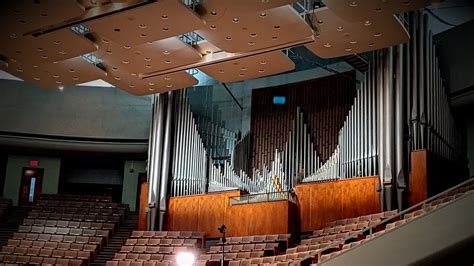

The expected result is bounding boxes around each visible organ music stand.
[218,224,226,266]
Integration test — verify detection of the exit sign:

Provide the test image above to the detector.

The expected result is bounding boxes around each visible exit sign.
[29,160,39,167]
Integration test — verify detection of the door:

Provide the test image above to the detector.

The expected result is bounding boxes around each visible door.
[19,168,44,206]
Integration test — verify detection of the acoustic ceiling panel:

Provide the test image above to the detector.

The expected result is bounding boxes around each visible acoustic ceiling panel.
[0,57,106,88]
[85,0,204,46]
[195,6,313,53]
[304,8,409,58]
[0,29,98,64]
[198,50,295,83]
[104,68,198,96]
[0,1,85,36]
[91,34,202,75]
[196,0,298,22]
[321,0,430,22]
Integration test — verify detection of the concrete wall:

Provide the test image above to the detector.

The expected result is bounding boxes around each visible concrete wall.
[122,161,147,212]
[3,155,61,205]
[0,79,151,140]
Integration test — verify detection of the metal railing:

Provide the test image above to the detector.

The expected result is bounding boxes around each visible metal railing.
[297,177,474,264]
[229,191,296,206]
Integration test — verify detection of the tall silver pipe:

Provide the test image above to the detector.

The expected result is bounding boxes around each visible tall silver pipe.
[395,44,406,211]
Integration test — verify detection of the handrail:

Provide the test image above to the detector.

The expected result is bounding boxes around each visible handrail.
[298,177,474,264]
[229,191,295,206]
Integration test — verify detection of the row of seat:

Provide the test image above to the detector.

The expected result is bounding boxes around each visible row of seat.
[197,251,265,262]
[130,231,205,239]
[445,183,474,197]
[23,219,115,231]
[40,193,112,202]
[286,242,331,254]
[27,212,121,224]
[119,245,191,255]
[1,246,90,261]
[0,198,12,221]
[0,254,83,265]
[31,206,125,217]
[17,226,109,239]
[208,243,279,254]
[311,221,374,238]
[199,251,311,266]
[107,261,170,266]
[301,232,356,246]
[6,239,97,255]
[216,234,291,245]
[13,232,103,246]
[37,200,128,210]
[113,253,176,262]
[125,238,198,247]
[323,210,398,229]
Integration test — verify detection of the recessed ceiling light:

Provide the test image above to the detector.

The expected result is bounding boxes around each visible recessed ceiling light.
[16,68,23,72]
[317,20,323,24]
[129,84,135,88]
[337,26,344,31]
[274,25,281,29]
[69,69,75,73]
[162,27,169,31]
[364,20,372,26]
[53,41,61,45]
[163,50,170,55]
[139,24,147,29]
[53,74,60,78]
[148,88,155,91]
[166,84,173,88]
[403,1,411,5]
[250,33,257,37]
[260,61,267,65]
[140,34,147,38]
[32,65,38,68]
[19,20,26,24]
[345,48,353,52]
[144,57,151,61]
[210,25,217,30]
[258,69,265,73]
[161,15,168,19]
[122,60,129,64]
[102,39,109,43]
[241,67,247,71]
[9,33,17,39]
[210,11,217,16]
[164,76,171,80]
[112,67,118,71]
[349,40,357,45]
[33,77,40,81]
[164,60,171,64]
[239,73,245,77]
[374,32,382,37]
[148,82,155,86]
[324,43,332,48]
[72,77,79,81]
[58,50,67,55]
[56,81,62,84]
[146,64,152,68]
[375,8,382,12]
[225,36,232,41]
[350,1,358,7]
[40,13,48,17]
[218,69,224,73]
[41,55,48,59]
[36,48,43,52]
[248,42,255,46]
[369,42,375,46]
[259,13,266,18]
[272,36,278,40]
[232,18,239,23]
[123,45,131,49]
[114,76,121,80]
[114,28,120,32]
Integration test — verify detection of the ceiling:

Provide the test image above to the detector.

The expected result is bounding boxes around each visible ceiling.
[0,0,436,95]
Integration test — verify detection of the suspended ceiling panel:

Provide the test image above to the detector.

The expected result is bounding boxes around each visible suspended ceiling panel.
[196,0,298,22]
[104,69,198,96]
[198,51,295,83]
[0,29,98,64]
[0,57,106,88]
[304,8,409,58]
[0,1,85,36]
[85,0,204,46]
[195,6,313,53]
[91,34,202,75]
[321,0,430,22]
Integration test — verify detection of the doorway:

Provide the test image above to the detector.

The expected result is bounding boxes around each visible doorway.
[136,172,147,213]
[19,168,44,206]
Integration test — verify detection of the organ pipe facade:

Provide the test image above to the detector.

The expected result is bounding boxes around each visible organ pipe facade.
[147,11,466,224]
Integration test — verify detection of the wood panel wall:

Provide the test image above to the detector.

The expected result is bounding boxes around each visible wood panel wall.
[165,190,297,238]
[295,176,380,232]
[165,190,241,238]
[250,72,356,170]
[138,182,149,230]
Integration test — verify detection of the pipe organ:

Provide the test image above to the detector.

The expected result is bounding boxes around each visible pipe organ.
[147,10,467,227]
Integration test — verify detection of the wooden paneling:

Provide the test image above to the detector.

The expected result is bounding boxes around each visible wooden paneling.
[250,72,356,171]
[166,190,296,237]
[166,190,241,238]
[409,150,428,206]
[138,182,149,230]
[226,201,297,237]
[295,176,380,232]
